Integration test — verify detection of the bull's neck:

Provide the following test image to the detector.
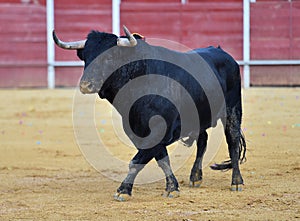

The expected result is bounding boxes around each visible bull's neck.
[99,60,148,104]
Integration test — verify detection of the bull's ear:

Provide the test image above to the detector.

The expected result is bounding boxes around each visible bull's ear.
[77,49,84,60]
[133,33,145,40]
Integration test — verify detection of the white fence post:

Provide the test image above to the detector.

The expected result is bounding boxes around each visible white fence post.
[243,0,250,88]
[112,0,120,36]
[47,0,55,89]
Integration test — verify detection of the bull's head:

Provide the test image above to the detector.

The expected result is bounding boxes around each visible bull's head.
[53,26,140,94]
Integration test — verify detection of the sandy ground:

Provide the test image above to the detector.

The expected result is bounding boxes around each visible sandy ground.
[0,88,299,220]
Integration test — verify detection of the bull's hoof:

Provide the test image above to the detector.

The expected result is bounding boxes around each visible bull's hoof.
[230,184,243,192]
[113,192,131,202]
[189,180,202,188]
[162,190,180,198]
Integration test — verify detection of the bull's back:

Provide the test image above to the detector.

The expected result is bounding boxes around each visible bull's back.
[193,46,241,92]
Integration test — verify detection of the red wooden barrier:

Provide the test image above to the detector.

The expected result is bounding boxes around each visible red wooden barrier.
[54,0,111,87]
[0,2,47,87]
[121,1,243,60]
[250,1,300,86]
[0,0,299,87]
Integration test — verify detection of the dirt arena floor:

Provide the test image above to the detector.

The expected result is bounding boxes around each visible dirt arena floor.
[0,87,299,220]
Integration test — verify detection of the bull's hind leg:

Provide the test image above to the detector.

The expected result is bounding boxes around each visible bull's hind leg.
[155,146,179,198]
[225,106,244,191]
[189,131,208,187]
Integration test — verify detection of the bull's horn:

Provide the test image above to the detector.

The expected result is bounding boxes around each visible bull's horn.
[123,25,137,46]
[117,25,137,47]
[52,30,86,50]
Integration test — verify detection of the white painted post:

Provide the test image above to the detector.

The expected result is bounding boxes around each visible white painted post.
[243,0,250,88]
[46,0,55,89]
[112,0,120,36]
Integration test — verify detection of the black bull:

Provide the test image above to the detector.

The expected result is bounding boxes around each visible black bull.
[53,27,246,201]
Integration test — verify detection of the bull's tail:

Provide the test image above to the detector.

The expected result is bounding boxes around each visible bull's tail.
[210,131,246,171]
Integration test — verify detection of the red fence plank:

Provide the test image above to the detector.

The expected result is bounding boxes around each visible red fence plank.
[55,67,83,87]
[0,3,47,87]
[251,1,300,60]
[249,1,300,85]
[0,66,47,88]
[181,2,243,60]
[121,2,243,60]
[54,4,112,62]
[291,1,300,59]
[251,66,300,86]
[53,0,111,85]
[0,4,46,62]
[0,0,299,87]
[121,3,181,43]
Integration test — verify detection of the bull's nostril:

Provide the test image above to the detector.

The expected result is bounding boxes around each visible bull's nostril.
[80,81,90,87]
[80,81,93,93]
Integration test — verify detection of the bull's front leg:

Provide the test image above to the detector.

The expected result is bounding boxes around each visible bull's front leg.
[114,146,160,201]
[114,160,145,201]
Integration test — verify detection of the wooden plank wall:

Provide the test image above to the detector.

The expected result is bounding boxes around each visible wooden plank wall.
[0,0,111,88]
[0,2,47,87]
[54,0,111,87]
[250,0,300,86]
[0,0,299,87]
[121,1,243,60]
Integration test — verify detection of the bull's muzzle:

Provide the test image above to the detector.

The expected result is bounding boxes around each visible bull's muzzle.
[79,81,95,94]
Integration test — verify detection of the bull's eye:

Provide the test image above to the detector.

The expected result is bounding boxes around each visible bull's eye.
[77,49,85,61]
